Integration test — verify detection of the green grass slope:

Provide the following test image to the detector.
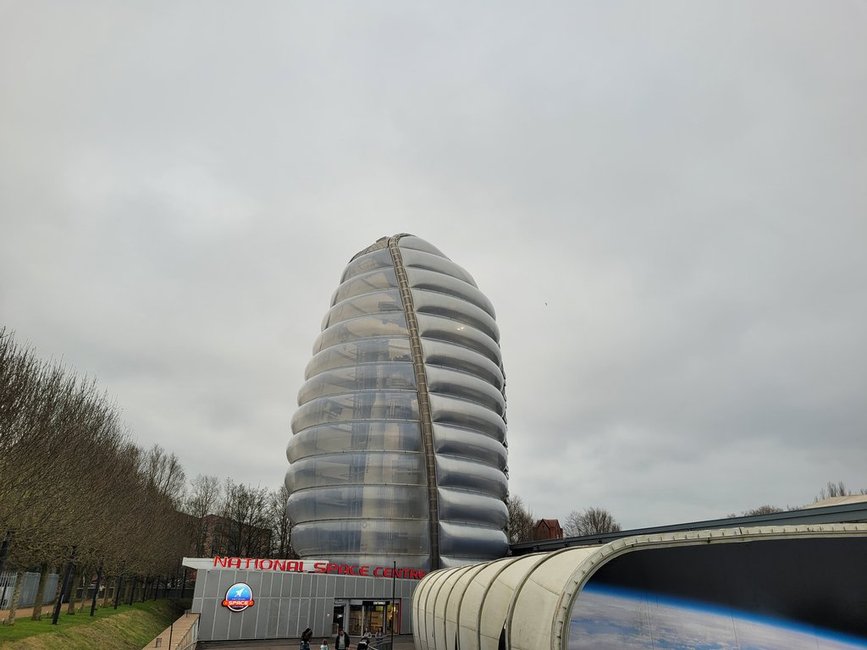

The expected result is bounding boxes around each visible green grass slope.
[0,600,186,650]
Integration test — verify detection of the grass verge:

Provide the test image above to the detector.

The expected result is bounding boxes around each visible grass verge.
[0,599,188,649]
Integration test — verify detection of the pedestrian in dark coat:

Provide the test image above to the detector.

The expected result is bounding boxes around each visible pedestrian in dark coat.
[335,624,350,650]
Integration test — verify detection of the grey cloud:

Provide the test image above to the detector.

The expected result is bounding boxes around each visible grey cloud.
[1,1,865,528]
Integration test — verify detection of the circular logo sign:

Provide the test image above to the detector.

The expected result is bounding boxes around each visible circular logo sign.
[222,582,254,612]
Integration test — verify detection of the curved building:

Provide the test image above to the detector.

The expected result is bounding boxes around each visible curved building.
[285,234,509,571]
[412,524,867,650]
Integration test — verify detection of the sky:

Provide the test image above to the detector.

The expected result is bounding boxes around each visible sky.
[1,1,865,530]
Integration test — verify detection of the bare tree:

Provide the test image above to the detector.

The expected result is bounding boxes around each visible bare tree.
[745,504,784,516]
[219,480,271,557]
[185,475,222,556]
[507,495,535,544]
[267,483,296,558]
[140,444,186,507]
[815,480,851,502]
[563,507,621,536]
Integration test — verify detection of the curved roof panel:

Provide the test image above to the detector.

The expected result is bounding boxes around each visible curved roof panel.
[412,524,867,650]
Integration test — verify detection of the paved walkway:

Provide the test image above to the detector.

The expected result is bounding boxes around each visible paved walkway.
[4,606,417,650]
[143,611,199,649]
[198,635,416,650]
[0,604,61,622]
[1,601,131,623]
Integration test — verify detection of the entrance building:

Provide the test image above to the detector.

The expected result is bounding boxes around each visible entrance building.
[184,556,421,643]
[332,599,399,637]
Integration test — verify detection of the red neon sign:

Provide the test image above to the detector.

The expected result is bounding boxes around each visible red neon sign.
[210,556,426,580]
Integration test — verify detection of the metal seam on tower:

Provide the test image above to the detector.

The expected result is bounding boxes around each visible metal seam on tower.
[388,234,441,570]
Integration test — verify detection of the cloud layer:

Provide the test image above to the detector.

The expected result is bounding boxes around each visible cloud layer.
[2,1,865,527]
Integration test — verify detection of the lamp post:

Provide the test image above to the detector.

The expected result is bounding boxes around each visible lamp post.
[90,560,103,616]
[390,561,396,649]
[52,546,77,625]
[0,530,13,575]
[0,530,12,610]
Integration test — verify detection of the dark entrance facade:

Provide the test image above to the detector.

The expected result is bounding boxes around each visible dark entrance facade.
[333,599,401,636]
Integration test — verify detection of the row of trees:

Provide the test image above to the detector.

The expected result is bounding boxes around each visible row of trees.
[0,328,193,624]
[563,507,622,536]
[185,476,292,559]
[511,476,867,542]
[510,477,866,542]
[507,495,621,543]
[814,480,866,501]
[0,329,293,625]
[730,481,867,517]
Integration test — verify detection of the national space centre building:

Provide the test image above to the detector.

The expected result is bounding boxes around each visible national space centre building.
[184,234,510,643]
[185,234,867,646]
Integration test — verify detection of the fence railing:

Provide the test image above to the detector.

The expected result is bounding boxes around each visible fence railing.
[174,612,199,650]
[0,571,59,609]
[146,611,199,650]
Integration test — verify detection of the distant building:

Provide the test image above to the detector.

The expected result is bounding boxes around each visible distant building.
[533,518,564,540]
[199,514,272,558]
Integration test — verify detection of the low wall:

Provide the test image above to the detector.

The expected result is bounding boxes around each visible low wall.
[143,610,199,650]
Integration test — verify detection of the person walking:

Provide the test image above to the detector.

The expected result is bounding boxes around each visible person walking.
[300,627,313,650]
[335,624,350,650]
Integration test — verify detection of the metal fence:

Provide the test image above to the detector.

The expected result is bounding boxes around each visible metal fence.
[0,571,60,609]
[174,612,199,650]
[147,611,199,650]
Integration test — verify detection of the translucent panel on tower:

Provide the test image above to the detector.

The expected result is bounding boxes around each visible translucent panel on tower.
[314,312,408,354]
[406,267,496,318]
[305,338,413,380]
[399,248,477,288]
[297,363,417,403]
[438,521,509,559]
[286,452,425,492]
[396,235,447,259]
[425,366,506,416]
[436,487,508,528]
[331,268,399,304]
[420,339,505,389]
[435,455,509,498]
[286,421,423,461]
[429,394,507,442]
[410,289,500,342]
[291,519,430,557]
[286,484,429,523]
[417,313,501,365]
[431,424,507,469]
[292,391,419,433]
[340,248,394,283]
[322,289,404,329]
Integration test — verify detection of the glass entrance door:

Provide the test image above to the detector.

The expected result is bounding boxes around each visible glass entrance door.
[332,602,347,635]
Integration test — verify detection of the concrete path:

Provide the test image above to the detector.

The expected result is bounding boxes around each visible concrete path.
[197,635,416,650]
[1,600,118,622]
[0,605,40,623]
[143,610,199,649]
[0,603,87,622]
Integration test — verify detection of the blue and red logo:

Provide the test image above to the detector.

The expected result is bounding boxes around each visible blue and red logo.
[222,582,254,612]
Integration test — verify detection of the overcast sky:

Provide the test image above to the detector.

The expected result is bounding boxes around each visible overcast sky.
[2,1,865,529]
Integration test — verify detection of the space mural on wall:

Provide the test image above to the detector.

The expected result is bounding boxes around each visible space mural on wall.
[567,537,867,649]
